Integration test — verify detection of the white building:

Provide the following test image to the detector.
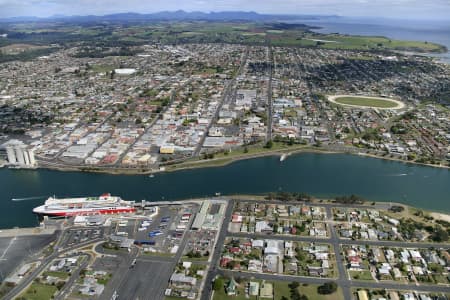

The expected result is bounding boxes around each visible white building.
[6,146,16,164]
[2,140,37,167]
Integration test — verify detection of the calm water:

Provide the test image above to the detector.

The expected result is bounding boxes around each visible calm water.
[1,153,449,229]
[301,17,450,64]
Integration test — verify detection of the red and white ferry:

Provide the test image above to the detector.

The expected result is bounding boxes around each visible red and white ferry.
[32,193,136,217]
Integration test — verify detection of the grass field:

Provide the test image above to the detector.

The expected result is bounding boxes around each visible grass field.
[213,280,344,300]
[42,271,69,279]
[21,283,58,300]
[333,96,400,108]
[350,270,375,281]
[4,21,445,54]
[166,142,310,171]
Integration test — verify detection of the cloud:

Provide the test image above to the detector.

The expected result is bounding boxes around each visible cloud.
[0,0,449,19]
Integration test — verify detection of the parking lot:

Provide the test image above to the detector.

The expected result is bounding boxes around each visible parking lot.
[116,260,174,300]
[63,228,103,247]
[133,205,197,255]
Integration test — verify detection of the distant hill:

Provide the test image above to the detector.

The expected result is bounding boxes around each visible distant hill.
[0,10,338,23]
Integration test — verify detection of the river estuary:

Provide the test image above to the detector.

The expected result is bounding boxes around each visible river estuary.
[1,153,449,228]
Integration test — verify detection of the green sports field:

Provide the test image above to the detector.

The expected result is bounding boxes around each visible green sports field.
[333,96,399,108]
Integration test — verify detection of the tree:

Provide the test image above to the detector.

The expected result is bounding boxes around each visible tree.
[317,282,338,294]
[264,140,273,149]
[389,205,405,213]
[56,281,65,290]
[79,268,87,278]
[431,226,449,242]
[288,281,300,289]
[213,278,224,291]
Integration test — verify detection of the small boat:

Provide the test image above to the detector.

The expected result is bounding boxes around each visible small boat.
[149,174,155,178]
[280,154,287,162]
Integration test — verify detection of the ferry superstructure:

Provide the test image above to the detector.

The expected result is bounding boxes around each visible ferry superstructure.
[32,193,135,217]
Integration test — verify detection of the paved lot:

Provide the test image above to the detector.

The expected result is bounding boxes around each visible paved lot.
[61,228,103,248]
[134,206,178,251]
[0,234,55,281]
[117,260,173,300]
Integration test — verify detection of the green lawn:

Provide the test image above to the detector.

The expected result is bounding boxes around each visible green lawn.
[298,284,345,300]
[334,97,399,108]
[43,271,69,280]
[433,274,449,284]
[181,255,209,261]
[305,34,445,52]
[212,278,344,300]
[350,270,375,281]
[97,273,112,285]
[21,283,58,300]
[89,64,115,73]
[169,142,309,169]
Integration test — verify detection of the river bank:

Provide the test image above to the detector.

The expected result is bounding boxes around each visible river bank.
[5,146,448,176]
[2,151,449,228]
[2,195,449,234]
[165,148,450,174]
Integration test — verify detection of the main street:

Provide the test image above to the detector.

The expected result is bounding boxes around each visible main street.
[193,47,249,157]
[266,46,274,142]
[200,199,235,300]
[326,206,351,300]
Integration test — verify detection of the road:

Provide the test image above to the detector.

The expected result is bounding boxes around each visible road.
[266,46,274,142]
[3,235,103,300]
[114,79,193,167]
[200,199,235,300]
[36,109,115,163]
[325,206,352,300]
[54,253,91,300]
[216,268,450,294]
[193,48,249,157]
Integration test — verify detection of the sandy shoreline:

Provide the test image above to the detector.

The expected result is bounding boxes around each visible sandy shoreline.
[431,213,450,223]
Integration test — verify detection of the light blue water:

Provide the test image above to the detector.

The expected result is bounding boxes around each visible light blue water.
[302,17,450,63]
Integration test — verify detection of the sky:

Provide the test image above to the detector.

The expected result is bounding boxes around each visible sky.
[0,0,449,20]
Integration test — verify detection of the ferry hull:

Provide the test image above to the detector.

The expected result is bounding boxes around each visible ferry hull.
[32,194,136,217]
[33,206,136,217]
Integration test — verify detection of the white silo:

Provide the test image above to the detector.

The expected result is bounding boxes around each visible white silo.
[28,149,36,166]
[6,146,17,164]
[23,149,31,165]
[15,146,25,165]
